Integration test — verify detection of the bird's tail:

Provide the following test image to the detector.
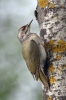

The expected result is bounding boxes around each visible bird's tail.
[39,70,49,89]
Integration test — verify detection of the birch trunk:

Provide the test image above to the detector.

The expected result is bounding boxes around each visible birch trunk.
[34,0,66,100]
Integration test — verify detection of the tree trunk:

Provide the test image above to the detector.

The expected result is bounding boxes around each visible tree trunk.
[34,0,66,100]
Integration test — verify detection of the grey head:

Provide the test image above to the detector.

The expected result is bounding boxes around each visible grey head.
[17,19,33,44]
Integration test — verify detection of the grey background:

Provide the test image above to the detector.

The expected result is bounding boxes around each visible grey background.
[0,0,42,100]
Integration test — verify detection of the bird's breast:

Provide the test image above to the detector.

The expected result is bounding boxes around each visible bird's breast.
[22,40,31,61]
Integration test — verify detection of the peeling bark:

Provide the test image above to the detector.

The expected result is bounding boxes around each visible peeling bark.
[35,0,66,100]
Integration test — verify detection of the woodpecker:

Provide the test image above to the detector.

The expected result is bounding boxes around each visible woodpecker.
[17,20,49,89]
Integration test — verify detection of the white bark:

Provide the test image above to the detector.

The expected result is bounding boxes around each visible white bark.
[35,0,66,99]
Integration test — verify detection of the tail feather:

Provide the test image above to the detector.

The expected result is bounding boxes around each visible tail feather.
[39,70,49,89]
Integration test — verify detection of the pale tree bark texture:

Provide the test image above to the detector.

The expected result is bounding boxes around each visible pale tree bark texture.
[34,0,66,100]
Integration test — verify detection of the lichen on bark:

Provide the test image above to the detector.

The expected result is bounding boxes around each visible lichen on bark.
[35,0,66,100]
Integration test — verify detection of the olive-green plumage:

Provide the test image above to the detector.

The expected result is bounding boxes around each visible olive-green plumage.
[22,39,49,88]
[22,40,39,76]
[17,20,49,89]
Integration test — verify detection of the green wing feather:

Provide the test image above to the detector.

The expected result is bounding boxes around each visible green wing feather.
[27,40,40,74]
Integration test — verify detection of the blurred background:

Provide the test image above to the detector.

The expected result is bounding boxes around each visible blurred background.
[0,0,42,100]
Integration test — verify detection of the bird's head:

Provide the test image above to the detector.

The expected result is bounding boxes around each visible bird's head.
[17,19,33,44]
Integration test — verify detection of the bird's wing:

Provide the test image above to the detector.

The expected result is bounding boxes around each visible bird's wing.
[26,40,40,75]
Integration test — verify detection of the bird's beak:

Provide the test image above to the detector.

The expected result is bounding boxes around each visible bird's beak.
[28,19,33,27]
